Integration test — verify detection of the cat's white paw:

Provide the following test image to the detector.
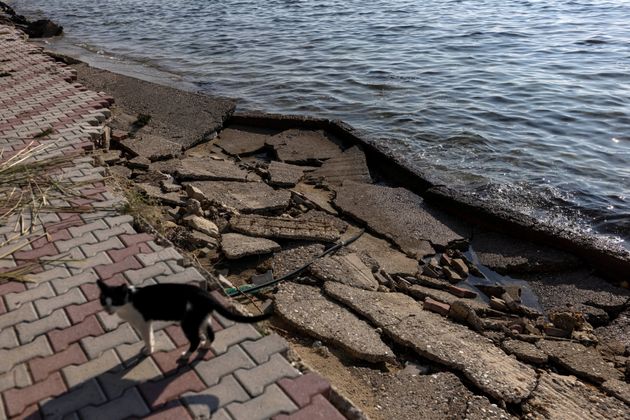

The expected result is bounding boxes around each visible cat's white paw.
[142,347,153,356]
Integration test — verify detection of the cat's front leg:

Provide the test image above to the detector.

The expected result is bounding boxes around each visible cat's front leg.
[140,321,155,355]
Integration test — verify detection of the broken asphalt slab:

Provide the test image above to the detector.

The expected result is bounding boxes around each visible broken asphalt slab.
[345,230,419,277]
[185,181,291,213]
[522,371,629,419]
[230,214,343,242]
[323,282,537,403]
[274,282,394,363]
[221,233,281,260]
[118,133,183,162]
[268,161,312,188]
[271,243,326,278]
[334,182,467,257]
[152,157,257,182]
[309,253,379,291]
[306,145,372,186]
[216,126,276,156]
[267,129,343,164]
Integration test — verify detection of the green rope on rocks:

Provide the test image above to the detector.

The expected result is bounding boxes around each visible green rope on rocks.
[223,229,365,297]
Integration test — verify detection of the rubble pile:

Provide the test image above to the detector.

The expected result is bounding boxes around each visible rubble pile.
[95,118,630,418]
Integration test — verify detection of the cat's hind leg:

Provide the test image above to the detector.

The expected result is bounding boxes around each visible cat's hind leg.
[178,315,203,362]
[200,316,214,349]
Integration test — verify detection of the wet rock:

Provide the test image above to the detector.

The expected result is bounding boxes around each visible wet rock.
[306,145,372,185]
[136,183,186,206]
[220,233,280,260]
[334,182,467,257]
[267,161,311,187]
[183,215,219,238]
[406,284,489,314]
[471,231,581,275]
[537,340,622,383]
[309,253,379,291]
[274,282,394,363]
[596,309,630,348]
[119,134,183,162]
[291,182,337,214]
[216,126,273,156]
[601,378,630,405]
[523,270,630,314]
[523,372,628,419]
[268,129,343,164]
[272,243,325,278]
[501,339,548,365]
[186,181,291,213]
[324,282,537,403]
[25,19,63,38]
[450,258,469,277]
[346,230,419,277]
[152,157,256,182]
[230,214,342,242]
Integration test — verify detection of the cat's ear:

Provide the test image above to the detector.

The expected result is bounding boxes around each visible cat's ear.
[96,280,107,291]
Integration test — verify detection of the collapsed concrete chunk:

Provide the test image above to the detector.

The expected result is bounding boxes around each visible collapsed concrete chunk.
[323,282,537,403]
[272,243,326,278]
[183,215,219,238]
[230,214,342,242]
[268,129,343,164]
[186,181,291,213]
[267,161,311,188]
[307,146,372,185]
[523,372,629,419]
[309,253,379,291]
[216,126,274,156]
[537,340,622,384]
[119,134,183,162]
[274,282,394,363]
[596,309,630,347]
[501,339,548,365]
[152,157,256,182]
[334,182,467,257]
[346,230,419,276]
[221,233,281,260]
[406,284,489,314]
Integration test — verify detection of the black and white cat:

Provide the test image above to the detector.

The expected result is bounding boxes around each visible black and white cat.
[96,280,270,361]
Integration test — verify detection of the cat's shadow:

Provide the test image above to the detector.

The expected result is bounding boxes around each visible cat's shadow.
[31,348,219,419]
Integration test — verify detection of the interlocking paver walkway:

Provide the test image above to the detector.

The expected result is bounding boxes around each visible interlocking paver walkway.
[0,25,347,419]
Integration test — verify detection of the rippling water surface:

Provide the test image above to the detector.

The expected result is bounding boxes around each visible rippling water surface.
[12,0,630,247]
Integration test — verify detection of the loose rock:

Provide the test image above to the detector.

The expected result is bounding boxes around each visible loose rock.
[221,233,280,260]
[274,282,394,363]
[406,284,489,314]
[136,183,186,206]
[183,215,219,238]
[323,282,537,403]
[334,182,466,257]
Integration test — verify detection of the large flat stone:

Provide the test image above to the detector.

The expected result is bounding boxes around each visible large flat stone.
[152,157,256,182]
[221,233,281,260]
[119,134,183,162]
[186,181,291,213]
[272,243,326,278]
[323,282,537,403]
[335,182,467,257]
[267,161,310,188]
[537,340,622,384]
[136,183,186,206]
[274,283,394,363]
[309,253,379,291]
[472,231,581,274]
[230,214,342,242]
[523,372,629,419]
[306,146,372,185]
[268,129,343,164]
[522,270,630,314]
[216,126,274,156]
[346,230,419,276]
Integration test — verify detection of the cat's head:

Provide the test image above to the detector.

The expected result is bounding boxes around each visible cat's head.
[96,280,132,314]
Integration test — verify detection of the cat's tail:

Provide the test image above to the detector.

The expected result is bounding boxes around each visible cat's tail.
[209,296,271,323]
